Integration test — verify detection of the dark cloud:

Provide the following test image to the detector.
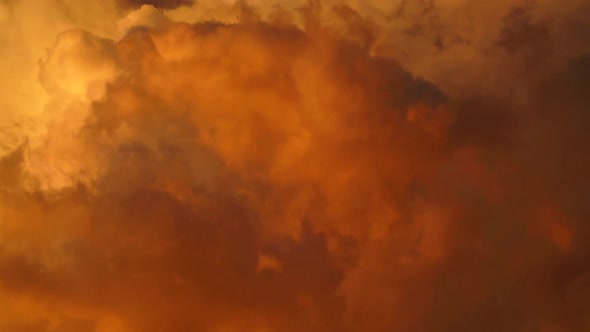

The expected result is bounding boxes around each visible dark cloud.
[117,0,194,10]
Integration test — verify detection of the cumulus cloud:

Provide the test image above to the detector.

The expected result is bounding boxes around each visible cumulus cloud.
[0,1,589,331]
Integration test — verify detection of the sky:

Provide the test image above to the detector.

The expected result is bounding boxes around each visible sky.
[0,0,589,331]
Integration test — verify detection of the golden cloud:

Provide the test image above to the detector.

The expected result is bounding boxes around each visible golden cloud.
[1,1,589,331]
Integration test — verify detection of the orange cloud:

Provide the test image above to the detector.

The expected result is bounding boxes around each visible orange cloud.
[0,1,589,331]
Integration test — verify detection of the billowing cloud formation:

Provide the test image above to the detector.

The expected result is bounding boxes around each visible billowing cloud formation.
[1,1,589,331]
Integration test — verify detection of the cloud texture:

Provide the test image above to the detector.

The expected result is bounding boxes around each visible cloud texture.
[0,0,589,331]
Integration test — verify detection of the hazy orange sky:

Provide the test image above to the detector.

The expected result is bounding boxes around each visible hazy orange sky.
[1,0,589,331]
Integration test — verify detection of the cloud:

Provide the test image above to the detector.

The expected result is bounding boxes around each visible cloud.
[117,0,194,10]
[0,1,589,331]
